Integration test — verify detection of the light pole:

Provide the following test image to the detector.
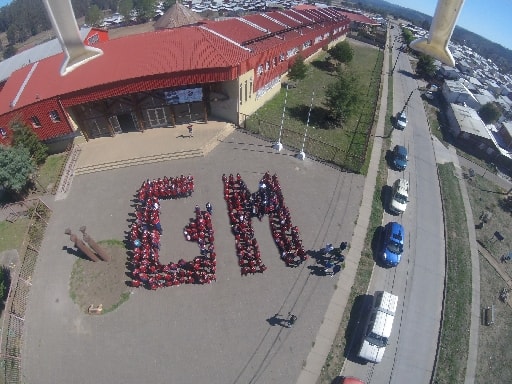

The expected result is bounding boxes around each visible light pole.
[273,84,289,151]
[297,91,315,160]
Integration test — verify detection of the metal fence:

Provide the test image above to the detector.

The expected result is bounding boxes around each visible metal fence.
[0,199,51,384]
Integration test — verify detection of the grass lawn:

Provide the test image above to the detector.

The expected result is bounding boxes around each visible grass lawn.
[0,218,30,253]
[434,163,472,384]
[246,42,383,173]
[35,153,66,192]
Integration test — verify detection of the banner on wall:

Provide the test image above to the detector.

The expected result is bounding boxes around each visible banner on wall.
[165,87,203,105]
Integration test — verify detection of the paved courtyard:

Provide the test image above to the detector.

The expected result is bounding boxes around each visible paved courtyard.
[22,128,364,384]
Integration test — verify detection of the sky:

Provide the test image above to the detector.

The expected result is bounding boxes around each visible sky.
[388,0,512,50]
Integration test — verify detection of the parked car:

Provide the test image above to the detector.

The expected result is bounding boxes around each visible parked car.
[424,91,434,100]
[358,291,398,363]
[395,112,407,129]
[392,145,408,171]
[381,222,404,267]
[389,178,409,214]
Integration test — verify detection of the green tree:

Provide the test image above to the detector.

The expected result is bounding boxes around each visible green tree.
[11,120,48,165]
[86,5,103,27]
[328,40,354,65]
[478,102,501,124]
[415,54,436,78]
[0,146,36,194]
[288,54,308,81]
[6,24,18,45]
[324,69,360,123]
[3,44,16,59]
[134,0,157,21]
[402,28,415,45]
[118,0,134,22]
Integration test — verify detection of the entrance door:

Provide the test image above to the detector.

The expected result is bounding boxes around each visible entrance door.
[109,116,122,134]
[117,113,137,132]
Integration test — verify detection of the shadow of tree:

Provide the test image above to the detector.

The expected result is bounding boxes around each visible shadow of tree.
[287,105,332,129]
[310,58,335,73]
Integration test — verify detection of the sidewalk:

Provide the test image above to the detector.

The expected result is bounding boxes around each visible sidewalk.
[296,41,390,383]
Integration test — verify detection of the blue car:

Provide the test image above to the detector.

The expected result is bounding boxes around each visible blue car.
[381,222,404,267]
[392,145,408,171]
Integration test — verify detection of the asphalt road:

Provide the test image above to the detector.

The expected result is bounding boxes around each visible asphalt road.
[342,25,445,384]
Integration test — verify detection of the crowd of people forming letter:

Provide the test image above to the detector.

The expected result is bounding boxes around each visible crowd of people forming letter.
[127,172,307,289]
[128,175,216,289]
[223,172,307,275]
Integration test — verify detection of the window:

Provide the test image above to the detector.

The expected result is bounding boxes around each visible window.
[146,108,167,127]
[239,84,243,105]
[249,79,253,99]
[0,128,6,138]
[31,116,41,128]
[49,110,61,122]
[244,80,248,102]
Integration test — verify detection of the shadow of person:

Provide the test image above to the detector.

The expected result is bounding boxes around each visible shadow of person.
[307,265,328,276]
[266,314,290,328]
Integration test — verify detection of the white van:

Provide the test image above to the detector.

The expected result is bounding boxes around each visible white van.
[358,291,398,363]
[389,178,409,214]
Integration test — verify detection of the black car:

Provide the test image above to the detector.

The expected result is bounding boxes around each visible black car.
[392,145,408,171]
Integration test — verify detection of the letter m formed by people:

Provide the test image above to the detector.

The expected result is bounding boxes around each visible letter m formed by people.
[222,172,307,275]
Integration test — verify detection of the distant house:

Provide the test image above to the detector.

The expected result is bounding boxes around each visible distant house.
[486,80,502,96]
[473,92,496,110]
[439,64,460,80]
[496,121,512,151]
[442,80,479,110]
[456,60,473,76]
[446,103,490,142]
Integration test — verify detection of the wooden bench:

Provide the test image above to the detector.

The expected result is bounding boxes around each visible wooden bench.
[484,305,495,326]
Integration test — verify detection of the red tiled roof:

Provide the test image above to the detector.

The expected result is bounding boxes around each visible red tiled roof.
[201,18,263,44]
[0,7,351,119]
[339,11,380,25]
[0,27,251,115]
[244,14,285,34]
[271,11,303,27]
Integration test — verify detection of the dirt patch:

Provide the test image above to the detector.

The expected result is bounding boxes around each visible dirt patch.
[69,241,131,314]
